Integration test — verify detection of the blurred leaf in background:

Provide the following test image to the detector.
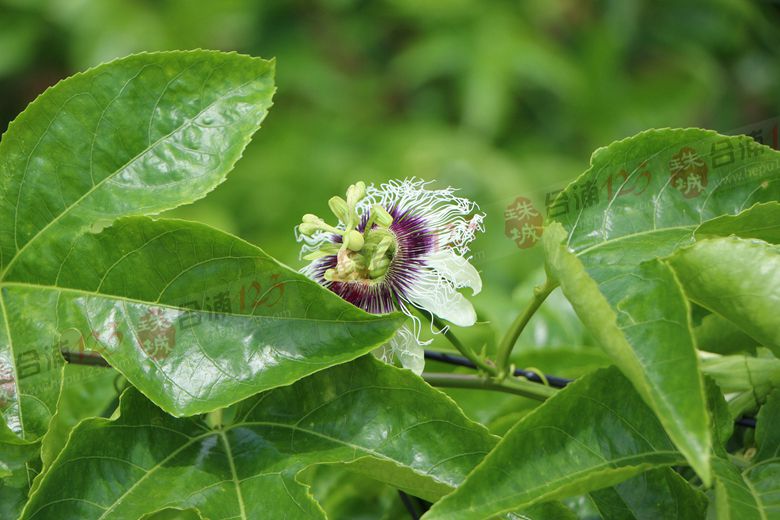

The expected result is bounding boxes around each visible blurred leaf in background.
[3,0,778,404]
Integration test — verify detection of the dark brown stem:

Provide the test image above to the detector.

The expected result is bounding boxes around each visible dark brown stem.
[60,350,111,367]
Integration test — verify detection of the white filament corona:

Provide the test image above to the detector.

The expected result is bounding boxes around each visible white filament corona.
[297,178,485,374]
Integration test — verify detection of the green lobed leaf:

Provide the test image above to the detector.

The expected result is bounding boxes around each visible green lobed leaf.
[553,129,779,256]
[542,129,780,483]
[424,367,686,520]
[754,388,780,464]
[0,421,40,519]
[29,364,119,496]
[1,217,404,422]
[705,377,734,458]
[695,201,780,243]
[699,354,780,399]
[0,50,275,440]
[139,508,205,520]
[589,468,707,520]
[0,50,275,272]
[304,465,408,520]
[543,222,711,483]
[667,237,780,356]
[711,458,778,520]
[21,356,498,519]
[711,389,780,519]
[694,313,757,355]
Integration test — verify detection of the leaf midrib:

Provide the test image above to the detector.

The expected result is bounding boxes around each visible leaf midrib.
[58,419,455,520]
[546,226,712,482]
[217,430,247,520]
[463,452,682,519]
[741,468,769,520]
[573,225,696,257]
[1,73,259,281]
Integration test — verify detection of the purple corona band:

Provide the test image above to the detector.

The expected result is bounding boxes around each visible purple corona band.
[312,205,435,314]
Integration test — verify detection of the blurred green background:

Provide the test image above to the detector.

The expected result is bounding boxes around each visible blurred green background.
[1,0,779,334]
[3,2,778,516]
[0,0,780,343]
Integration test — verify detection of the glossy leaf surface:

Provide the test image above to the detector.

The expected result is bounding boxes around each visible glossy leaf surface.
[424,367,685,519]
[0,50,275,440]
[2,217,404,422]
[0,422,39,519]
[586,379,728,520]
[542,129,780,482]
[695,201,780,243]
[21,356,497,519]
[0,50,275,271]
[755,389,780,464]
[712,389,780,519]
[28,364,119,496]
[543,222,710,482]
[668,237,780,355]
[694,314,757,355]
[589,468,707,520]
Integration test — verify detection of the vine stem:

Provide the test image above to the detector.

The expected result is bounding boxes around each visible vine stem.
[423,372,556,401]
[419,311,497,376]
[496,278,558,378]
[61,350,111,367]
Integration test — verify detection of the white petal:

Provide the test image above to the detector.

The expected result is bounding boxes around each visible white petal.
[373,326,425,375]
[391,326,426,375]
[425,250,482,295]
[406,279,477,327]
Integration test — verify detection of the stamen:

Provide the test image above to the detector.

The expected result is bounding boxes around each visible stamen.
[328,196,351,224]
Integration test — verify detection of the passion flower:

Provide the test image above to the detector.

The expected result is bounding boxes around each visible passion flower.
[296,178,484,373]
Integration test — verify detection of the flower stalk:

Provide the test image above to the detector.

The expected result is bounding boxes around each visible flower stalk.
[422,311,497,376]
[496,278,558,379]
